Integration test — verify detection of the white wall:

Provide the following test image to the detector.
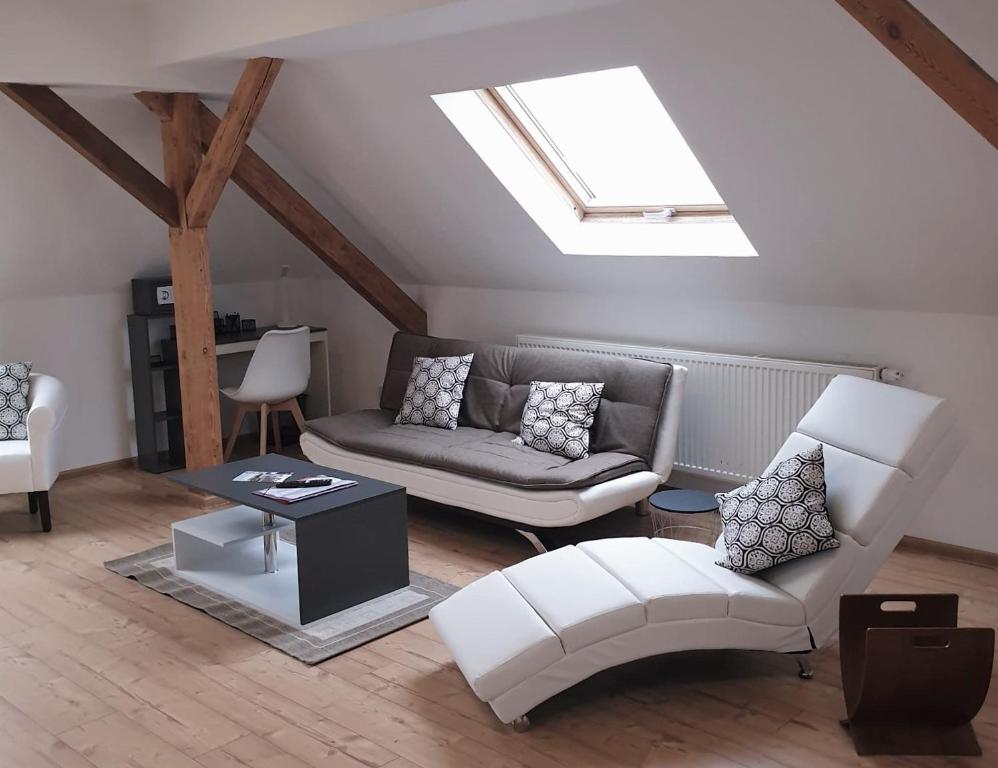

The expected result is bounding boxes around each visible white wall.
[418,284,998,554]
[0,279,323,470]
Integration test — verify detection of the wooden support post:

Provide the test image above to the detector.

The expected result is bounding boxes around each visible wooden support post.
[162,94,223,469]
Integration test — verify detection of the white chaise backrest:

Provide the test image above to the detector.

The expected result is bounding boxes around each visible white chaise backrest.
[759,375,958,646]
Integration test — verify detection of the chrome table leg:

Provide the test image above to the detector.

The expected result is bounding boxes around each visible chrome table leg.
[263,512,278,573]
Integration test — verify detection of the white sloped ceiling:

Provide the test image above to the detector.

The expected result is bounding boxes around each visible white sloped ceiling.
[244,0,998,315]
[1,0,996,314]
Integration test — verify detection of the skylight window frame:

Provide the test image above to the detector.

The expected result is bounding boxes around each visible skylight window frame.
[479,84,731,223]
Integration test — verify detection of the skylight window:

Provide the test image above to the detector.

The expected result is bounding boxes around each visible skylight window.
[433,66,755,257]
[481,66,728,220]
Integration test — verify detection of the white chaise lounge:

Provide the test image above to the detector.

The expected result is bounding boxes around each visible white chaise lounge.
[429,375,959,728]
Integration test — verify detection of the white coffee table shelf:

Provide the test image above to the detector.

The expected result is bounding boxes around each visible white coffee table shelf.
[172,504,293,547]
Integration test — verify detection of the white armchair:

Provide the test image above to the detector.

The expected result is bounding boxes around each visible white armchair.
[0,373,67,531]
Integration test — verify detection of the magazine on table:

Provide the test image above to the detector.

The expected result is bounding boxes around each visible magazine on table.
[252,475,357,503]
[232,471,293,483]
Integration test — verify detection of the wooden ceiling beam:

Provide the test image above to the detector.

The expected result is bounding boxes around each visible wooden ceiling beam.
[200,100,427,335]
[136,79,427,335]
[0,83,180,226]
[835,0,998,151]
[185,58,282,227]
[138,97,427,334]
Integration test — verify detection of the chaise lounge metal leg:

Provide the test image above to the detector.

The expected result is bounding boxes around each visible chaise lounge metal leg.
[795,655,814,680]
[36,491,51,533]
[516,530,548,555]
[28,492,38,515]
[511,715,531,733]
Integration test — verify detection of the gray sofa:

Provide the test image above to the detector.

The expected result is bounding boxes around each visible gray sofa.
[300,333,687,529]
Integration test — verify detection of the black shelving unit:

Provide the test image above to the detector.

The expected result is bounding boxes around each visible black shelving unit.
[128,314,185,473]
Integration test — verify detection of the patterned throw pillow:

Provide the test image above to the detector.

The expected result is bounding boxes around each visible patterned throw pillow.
[0,362,31,441]
[395,354,474,430]
[715,443,839,575]
[514,381,604,460]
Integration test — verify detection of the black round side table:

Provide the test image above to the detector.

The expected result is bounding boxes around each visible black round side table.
[648,489,721,545]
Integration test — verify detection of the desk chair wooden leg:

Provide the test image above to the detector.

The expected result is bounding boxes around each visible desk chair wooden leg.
[289,398,306,431]
[224,404,249,462]
[259,403,270,456]
[271,409,282,451]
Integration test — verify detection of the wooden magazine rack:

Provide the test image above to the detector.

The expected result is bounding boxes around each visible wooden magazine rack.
[839,593,994,756]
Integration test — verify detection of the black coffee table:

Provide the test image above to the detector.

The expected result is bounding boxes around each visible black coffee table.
[171,454,408,625]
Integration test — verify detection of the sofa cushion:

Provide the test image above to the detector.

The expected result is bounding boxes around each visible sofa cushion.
[514,381,604,460]
[0,362,31,441]
[305,409,648,489]
[380,333,671,466]
[394,354,474,430]
[715,443,840,575]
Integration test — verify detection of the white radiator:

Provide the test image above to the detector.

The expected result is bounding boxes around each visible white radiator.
[516,334,880,483]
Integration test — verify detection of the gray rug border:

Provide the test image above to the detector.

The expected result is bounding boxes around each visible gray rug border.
[105,542,457,665]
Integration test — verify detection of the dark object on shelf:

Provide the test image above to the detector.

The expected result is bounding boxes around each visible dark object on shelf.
[839,593,994,756]
[128,314,185,473]
[130,323,323,473]
[647,488,720,545]
[131,277,175,316]
[162,337,178,363]
[169,324,177,339]
[241,318,256,333]
[214,311,225,334]
[224,313,241,334]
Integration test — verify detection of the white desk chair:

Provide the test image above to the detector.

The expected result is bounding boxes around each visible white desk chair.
[221,327,310,461]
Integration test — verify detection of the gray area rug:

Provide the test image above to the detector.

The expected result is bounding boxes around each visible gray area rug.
[105,537,458,664]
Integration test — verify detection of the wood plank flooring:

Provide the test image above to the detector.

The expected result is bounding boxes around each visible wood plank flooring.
[0,464,996,767]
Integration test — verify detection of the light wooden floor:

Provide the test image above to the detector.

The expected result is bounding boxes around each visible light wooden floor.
[0,464,995,768]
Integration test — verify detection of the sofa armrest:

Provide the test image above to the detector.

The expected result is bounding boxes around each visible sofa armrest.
[27,373,67,491]
[649,364,686,479]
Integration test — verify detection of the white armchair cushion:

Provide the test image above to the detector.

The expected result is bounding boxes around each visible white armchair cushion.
[0,441,32,494]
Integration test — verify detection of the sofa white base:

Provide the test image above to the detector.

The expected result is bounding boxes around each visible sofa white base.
[300,431,664,528]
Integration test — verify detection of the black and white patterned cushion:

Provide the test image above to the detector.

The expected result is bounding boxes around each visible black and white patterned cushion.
[715,443,839,575]
[514,381,604,460]
[394,354,474,430]
[0,362,31,441]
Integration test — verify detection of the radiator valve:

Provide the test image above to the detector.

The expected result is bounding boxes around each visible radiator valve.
[878,368,904,384]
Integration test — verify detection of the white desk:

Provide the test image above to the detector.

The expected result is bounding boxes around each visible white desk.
[216,327,331,419]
